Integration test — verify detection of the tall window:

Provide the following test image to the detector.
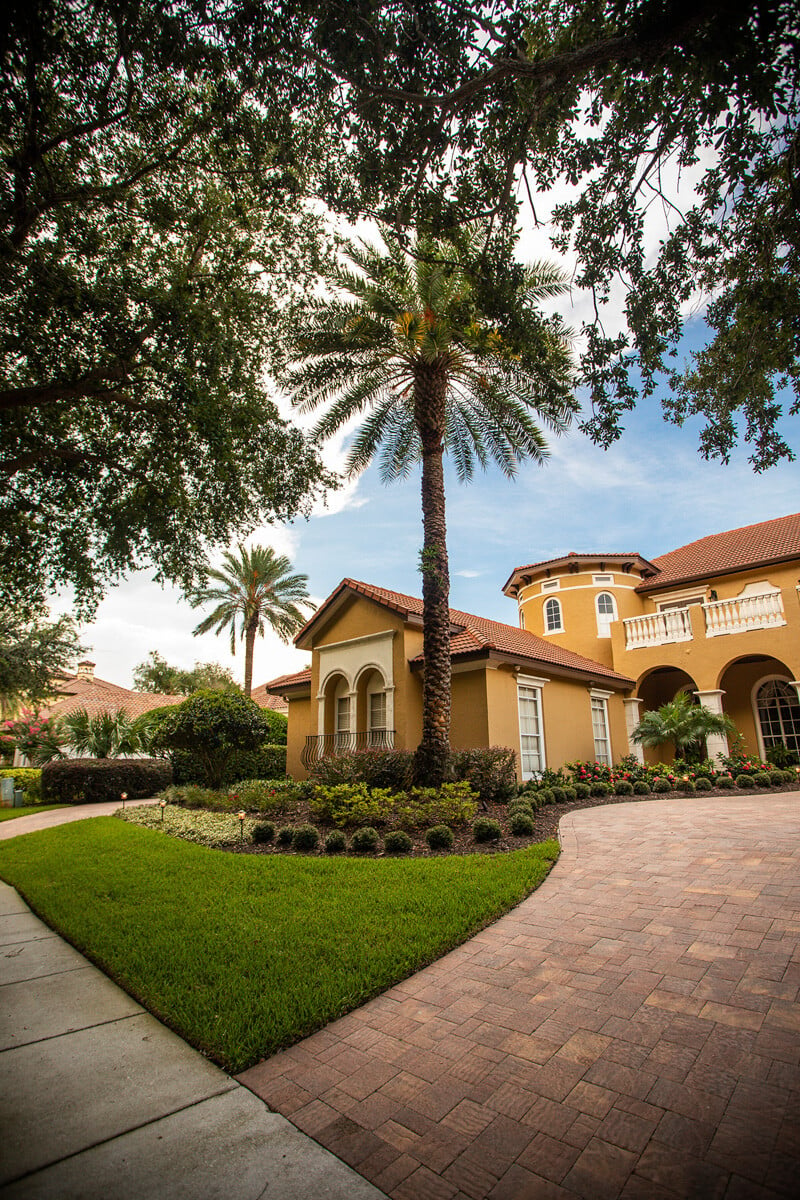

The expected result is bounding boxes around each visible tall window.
[544,597,563,633]
[517,681,546,779]
[590,693,612,765]
[335,695,351,749]
[596,592,617,638]
[756,680,800,753]
[368,691,388,747]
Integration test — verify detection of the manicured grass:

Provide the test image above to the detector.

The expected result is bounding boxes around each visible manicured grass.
[0,818,559,1072]
[0,804,67,822]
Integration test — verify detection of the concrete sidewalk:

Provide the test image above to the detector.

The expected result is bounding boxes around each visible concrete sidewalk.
[0,797,154,841]
[0,880,386,1199]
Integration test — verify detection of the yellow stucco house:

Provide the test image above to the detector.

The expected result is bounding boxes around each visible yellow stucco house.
[267,513,800,779]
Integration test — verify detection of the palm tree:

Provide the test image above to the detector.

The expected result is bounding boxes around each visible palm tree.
[632,692,736,761]
[59,708,142,759]
[285,227,575,784]
[190,545,315,697]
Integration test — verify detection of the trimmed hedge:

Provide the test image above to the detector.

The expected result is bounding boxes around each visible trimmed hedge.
[42,758,172,804]
[0,767,42,803]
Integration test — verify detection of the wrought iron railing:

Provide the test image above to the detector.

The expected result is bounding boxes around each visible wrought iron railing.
[302,730,396,767]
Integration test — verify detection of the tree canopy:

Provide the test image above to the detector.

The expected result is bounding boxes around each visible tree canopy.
[132,652,239,696]
[0,0,336,613]
[0,605,85,719]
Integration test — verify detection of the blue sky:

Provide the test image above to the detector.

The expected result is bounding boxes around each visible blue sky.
[72,313,798,691]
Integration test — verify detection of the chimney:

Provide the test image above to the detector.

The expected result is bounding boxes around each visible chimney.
[76,660,95,681]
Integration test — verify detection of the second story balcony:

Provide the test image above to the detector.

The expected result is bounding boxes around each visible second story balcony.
[623,590,786,650]
[302,729,396,768]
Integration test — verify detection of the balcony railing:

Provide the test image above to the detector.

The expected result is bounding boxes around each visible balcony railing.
[703,590,785,636]
[623,608,693,649]
[302,729,396,767]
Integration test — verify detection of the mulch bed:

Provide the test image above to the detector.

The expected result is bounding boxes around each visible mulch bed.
[223,783,798,859]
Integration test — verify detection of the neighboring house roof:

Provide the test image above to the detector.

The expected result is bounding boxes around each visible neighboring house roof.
[249,684,290,714]
[263,668,313,694]
[636,512,800,593]
[282,578,633,690]
[42,675,183,721]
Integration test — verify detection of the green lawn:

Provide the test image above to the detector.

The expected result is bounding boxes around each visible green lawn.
[0,818,559,1072]
[0,804,67,822]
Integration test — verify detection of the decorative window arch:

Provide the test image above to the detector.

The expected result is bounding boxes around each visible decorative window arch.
[544,596,563,634]
[754,678,800,756]
[595,592,617,638]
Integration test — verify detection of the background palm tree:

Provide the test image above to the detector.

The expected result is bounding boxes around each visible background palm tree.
[59,708,142,759]
[632,692,736,761]
[285,227,576,784]
[190,545,315,697]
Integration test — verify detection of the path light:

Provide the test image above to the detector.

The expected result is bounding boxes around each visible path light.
[121,791,127,810]
[238,810,246,841]
[160,799,167,823]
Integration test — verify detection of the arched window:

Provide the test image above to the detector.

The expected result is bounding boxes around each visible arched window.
[596,592,617,637]
[544,597,563,633]
[756,680,800,753]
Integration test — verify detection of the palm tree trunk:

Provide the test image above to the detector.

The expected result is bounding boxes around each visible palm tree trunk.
[413,360,451,787]
[243,619,257,698]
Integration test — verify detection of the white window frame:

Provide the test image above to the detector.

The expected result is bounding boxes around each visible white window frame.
[595,591,617,638]
[589,689,613,766]
[753,676,800,758]
[592,573,613,585]
[517,676,548,780]
[335,695,351,749]
[544,596,563,634]
[541,579,561,592]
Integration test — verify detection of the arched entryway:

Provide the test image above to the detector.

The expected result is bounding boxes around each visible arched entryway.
[633,666,700,766]
[718,656,799,761]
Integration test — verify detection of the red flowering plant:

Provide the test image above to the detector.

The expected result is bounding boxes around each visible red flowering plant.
[2,710,64,765]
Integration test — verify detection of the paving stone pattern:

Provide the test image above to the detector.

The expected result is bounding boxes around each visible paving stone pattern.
[238,796,800,1200]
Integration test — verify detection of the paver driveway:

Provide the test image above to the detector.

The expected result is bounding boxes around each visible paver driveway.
[239,795,800,1200]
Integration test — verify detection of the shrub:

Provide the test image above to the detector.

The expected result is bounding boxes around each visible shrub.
[425,824,454,850]
[765,743,800,768]
[551,786,567,803]
[652,778,671,793]
[153,691,270,789]
[735,773,752,788]
[680,779,696,792]
[42,758,172,804]
[392,783,477,829]
[0,767,42,803]
[752,771,772,788]
[292,824,320,852]
[614,780,634,795]
[539,787,555,805]
[574,783,590,799]
[510,811,534,836]
[324,829,347,855]
[590,781,610,796]
[450,747,517,803]
[769,770,785,787]
[782,769,797,785]
[226,744,287,783]
[691,776,710,791]
[276,825,294,846]
[563,786,577,801]
[473,817,501,843]
[384,830,413,855]
[508,799,534,819]
[163,784,225,809]
[252,821,275,844]
[310,749,414,790]
[716,774,735,789]
[351,826,380,854]
[633,780,650,795]
[310,783,394,828]
[260,708,288,746]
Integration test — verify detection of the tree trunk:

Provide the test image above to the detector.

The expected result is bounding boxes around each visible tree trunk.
[243,619,257,698]
[413,359,451,787]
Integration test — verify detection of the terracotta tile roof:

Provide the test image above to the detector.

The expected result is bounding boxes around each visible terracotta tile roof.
[43,680,183,721]
[250,683,290,712]
[297,579,633,686]
[264,669,312,693]
[501,552,657,595]
[637,512,800,593]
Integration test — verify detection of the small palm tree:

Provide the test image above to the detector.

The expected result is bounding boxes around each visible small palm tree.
[285,226,575,784]
[190,545,315,697]
[632,692,735,760]
[60,708,142,759]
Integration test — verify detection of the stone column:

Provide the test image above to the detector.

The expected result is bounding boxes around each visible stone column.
[694,689,729,764]
[624,698,645,765]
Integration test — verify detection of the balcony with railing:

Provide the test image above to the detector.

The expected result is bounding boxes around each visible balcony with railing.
[623,590,786,650]
[302,729,396,768]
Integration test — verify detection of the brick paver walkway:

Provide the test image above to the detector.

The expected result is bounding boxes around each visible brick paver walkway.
[238,795,800,1200]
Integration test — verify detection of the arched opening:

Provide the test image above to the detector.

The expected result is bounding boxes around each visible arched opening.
[596,592,617,638]
[718,655,796,760]
[321,672,352,746]
[544,596,563,633]
[355,667,392,749]
[755,679,800,758]
[634,666,699,766]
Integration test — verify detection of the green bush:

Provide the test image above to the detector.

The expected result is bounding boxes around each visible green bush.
[716,774,735,789]
[392,783,477,829]
[551,786,567,803]
[735,773,752,788]
[539,787,555,805]
[681,779,696,792]
[310,749,415,790]
[473,817,501,843]
[425,824,454,850]
[42,758,171,804]
[614,780,634,795]
[163,784,225,809]
[233,778,296,811]
[695,777,712,791]
[563,786,577,801]
[652,778,671,793]
[574,783,590,799]
[510,811,534,836]
[276,825,294,846]
[768,770,785,787]
[252,821,275,844]
[508,799,534,819]
[450,747,517,802]
[227,744,287,783]
[0,767,42,803]
[590,781,610,796]
[383,830,413,855]
[310,783,394,828]
[153,691,270,789]
[292,824,320,852]
[260,708,288,746]
[782,769,797,785]
[633,780,650,795]
[351,826,380,854]
[765,743,800,768]
[324,829,347,854]
[752,771,772,788]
